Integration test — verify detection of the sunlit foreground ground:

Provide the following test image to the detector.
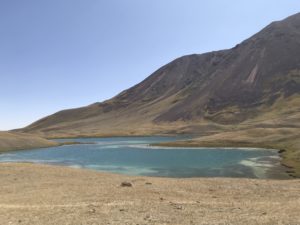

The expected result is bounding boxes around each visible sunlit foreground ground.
[1,163,300,225]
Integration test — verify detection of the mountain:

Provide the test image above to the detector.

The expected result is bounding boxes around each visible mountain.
[20,13,300,138]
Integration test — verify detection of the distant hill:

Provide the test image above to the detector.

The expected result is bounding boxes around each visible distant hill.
[20,13,300,138]
[0,132,58,152]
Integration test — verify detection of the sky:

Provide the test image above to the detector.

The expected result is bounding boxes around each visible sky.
[1,0,300,130]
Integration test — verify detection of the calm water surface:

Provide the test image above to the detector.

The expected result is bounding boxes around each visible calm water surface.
[0,136,289,179]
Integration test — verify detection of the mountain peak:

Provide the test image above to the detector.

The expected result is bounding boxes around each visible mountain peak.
[282,12,300,22]
[267,12,300,31]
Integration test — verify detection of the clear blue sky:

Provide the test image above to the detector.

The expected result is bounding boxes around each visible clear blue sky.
[1,0,300,130]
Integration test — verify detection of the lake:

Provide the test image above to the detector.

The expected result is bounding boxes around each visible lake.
[0,136,289,179]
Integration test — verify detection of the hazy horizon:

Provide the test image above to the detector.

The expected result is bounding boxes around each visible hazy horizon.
[1,0,300,130]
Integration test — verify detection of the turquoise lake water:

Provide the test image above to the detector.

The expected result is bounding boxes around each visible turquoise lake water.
[0,136,289,179]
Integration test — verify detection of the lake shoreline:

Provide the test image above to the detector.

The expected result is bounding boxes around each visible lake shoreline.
[154,140,298,178]
[0,136,290,180]
[0,133,298,178]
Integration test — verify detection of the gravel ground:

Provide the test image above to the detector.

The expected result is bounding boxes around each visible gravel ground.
[0,163,300,225]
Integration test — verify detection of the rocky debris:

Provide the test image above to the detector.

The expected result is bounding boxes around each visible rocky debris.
[88,208,96,214]
[144,215,151,221]
[87,204,96,214]
[120,181,133,187]
[169,202,183,210]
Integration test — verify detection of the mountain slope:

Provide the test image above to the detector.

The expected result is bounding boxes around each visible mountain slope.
[21,13,300,138]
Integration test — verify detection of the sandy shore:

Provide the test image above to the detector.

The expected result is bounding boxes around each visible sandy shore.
[0,163,300,225]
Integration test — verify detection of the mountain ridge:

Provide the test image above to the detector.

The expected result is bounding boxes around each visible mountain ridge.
[19,13,300,138]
